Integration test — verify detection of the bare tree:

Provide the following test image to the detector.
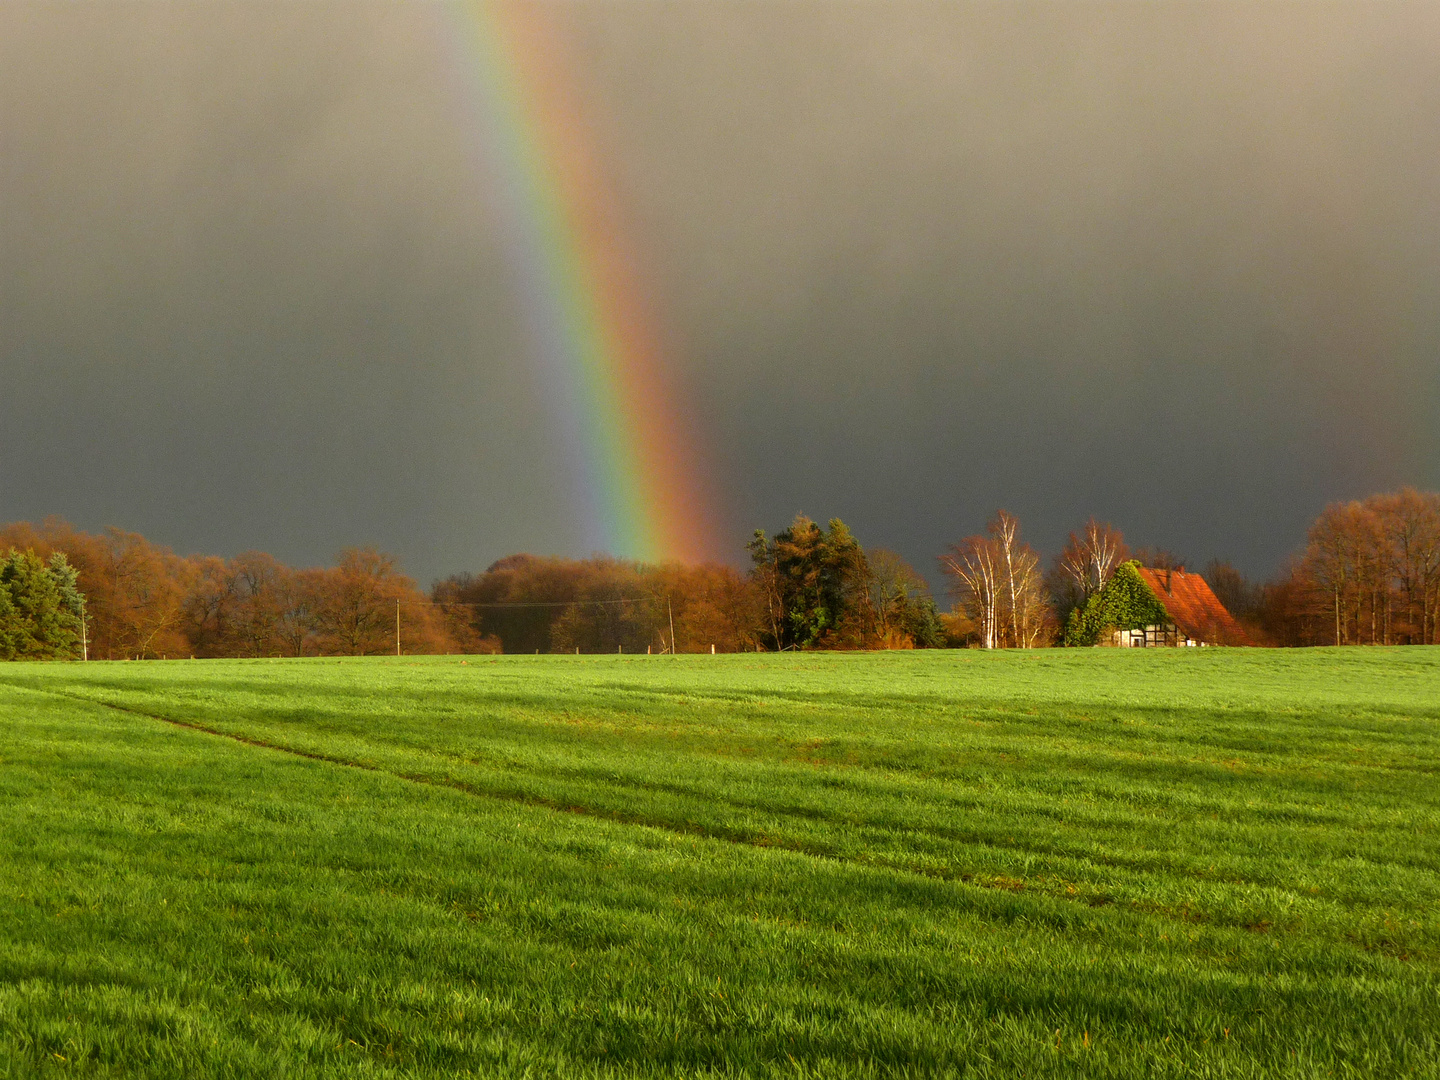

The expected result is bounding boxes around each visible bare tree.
[1301,500,1383,646]
[96,528,193,659]
[941,535,1001,649]
[990,511,1049,647]
[746,530,784,649]
[942,511,1054,649]
[1203,559,1264,624]
[1013,554,1049,647]
[868,548,926,645]
[1131,546,1188,572]
[230,550,284,657]
[312,548,413,655]
[1057,518,1128,597]
[1372,488,1440,644]
[274,567,321,656]
[993,511,1023,647]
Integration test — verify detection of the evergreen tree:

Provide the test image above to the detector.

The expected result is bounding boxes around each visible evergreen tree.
[898,593,946,648]
[749,515,871,649]
[0,549,85,660]
[0,580,17,659]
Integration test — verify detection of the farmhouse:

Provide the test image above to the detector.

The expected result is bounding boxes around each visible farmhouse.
[1113,566,1249,647]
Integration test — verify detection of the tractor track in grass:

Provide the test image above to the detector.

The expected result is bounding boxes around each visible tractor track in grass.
[3,681,1110,903]
[7,681,845,841]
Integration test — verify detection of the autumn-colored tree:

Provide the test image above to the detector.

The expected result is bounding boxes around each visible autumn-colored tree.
[179,555,234,657]
[440,555,587,654]
[1302,500,1381,645]
[226,550,285,657]
[432,555,755,654]
[274,566,325,657]
[746,534,785,650]
[427,576,502,655]
[0,519,470,658]
[1372,488,1440,644]
[657,562,761,653]
[938,608,979,648]
[1281,489,1440,646]
[311,548,410,655]
[295,548,460,657]
[1256,559,1319,647]
[548,558,662,654]
[92,528,196,659]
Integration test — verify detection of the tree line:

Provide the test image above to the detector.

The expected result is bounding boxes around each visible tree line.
[938,488,1440,647]
[2,487,1437,658]
[1265,488,1440,646]
[0,519,475,660]
[433,516,948,654]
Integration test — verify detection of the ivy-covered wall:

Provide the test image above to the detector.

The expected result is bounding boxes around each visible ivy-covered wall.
[1062,561,1171,647]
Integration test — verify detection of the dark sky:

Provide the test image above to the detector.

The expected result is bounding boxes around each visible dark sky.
[3,1,1438,587]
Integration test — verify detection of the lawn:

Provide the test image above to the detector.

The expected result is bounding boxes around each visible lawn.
[1,649,1437,1077]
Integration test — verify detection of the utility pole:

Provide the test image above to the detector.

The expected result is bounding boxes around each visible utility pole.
[668,597,677,658]
[396,599,401,657]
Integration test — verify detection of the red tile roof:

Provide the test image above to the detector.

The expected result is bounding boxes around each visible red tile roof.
[1135,567,1250,645]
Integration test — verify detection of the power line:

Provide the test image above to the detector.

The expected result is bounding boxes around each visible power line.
[400,596,666,610]
[394,595,678,656]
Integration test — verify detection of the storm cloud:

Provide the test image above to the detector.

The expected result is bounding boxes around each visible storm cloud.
[3,1,1437,584]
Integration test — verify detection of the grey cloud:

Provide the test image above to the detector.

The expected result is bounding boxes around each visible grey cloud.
[2,1,1437,584]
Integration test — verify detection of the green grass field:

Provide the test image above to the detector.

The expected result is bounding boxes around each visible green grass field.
[1,649,1438,1078]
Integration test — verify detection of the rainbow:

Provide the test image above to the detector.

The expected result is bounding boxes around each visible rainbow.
[442,0,713,564]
